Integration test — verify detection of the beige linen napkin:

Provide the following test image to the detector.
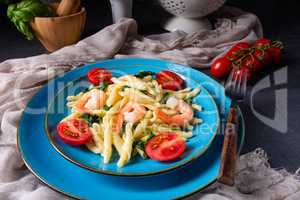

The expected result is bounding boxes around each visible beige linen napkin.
[0,7,299,200]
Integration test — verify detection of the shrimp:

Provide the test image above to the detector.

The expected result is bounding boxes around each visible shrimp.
[74,89,107,114]
[155,97,193,127]
[112,102,146,134]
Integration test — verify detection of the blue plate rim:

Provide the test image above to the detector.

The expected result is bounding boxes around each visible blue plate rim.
[18,104,244,200]
[44,67,220,176]
[16,58,245,199]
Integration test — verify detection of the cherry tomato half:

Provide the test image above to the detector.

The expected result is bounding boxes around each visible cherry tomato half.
[57,119,92,146]
[145,132,186,161]
[87,68,112,85]
[156,70,185,91]
[211,57,232,79]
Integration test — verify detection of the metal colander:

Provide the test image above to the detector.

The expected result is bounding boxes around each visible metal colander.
[159,0,226,18]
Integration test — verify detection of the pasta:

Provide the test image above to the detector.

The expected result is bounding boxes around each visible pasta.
[103,116,113,163]
[59,72,203,167]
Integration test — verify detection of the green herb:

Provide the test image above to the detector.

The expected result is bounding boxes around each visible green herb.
[81,113,102,127]
[121,124,126,134]
[135,140,145,150]
[133,140,147,159]
[7,0,56,40]
[110,148,121,162]
[146,128,155,136]
[140,90,148,95]
[185,96,194,104]
[122,85,130,91]
[131,148,138,157]
[171,126,181,131]
[135,71,155,79]
[91,82,109,91]
[84,81,110,93]
[132,129,155,159]
[82,87,90,93]
[161,92,173,103]
[132,123,138,130]
[136,148,147,159]
[103,105,111,111]
[140,129,155,142]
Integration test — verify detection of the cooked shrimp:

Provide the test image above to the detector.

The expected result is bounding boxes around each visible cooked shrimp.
[112,102,146,134]
[155,97,193,127]
[74,89,107,114]
[122,103,146,123]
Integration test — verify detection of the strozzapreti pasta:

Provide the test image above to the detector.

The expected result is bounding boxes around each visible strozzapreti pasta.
[56,69,203,167]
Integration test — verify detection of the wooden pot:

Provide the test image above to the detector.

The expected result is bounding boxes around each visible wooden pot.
[31,3,86,52]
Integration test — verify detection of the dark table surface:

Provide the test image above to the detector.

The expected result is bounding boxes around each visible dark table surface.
[0,0,299,172]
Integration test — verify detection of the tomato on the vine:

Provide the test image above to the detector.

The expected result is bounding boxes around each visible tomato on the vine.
[211,57,232,79]
[225,42,251,60]
[255,38,272,47]
[253,49,273,66]
[268,47,282,65]
[211,38,283,81]
[242,54,263,72]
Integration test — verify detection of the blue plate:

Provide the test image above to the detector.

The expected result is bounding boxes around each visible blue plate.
[18,58,244,199]
[45,65,220,176]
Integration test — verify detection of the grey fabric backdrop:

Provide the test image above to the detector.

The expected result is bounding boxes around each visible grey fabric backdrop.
[0,0,300,172]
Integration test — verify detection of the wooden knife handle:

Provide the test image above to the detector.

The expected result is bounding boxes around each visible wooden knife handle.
[57,0,81,16]
[218,108,238,186]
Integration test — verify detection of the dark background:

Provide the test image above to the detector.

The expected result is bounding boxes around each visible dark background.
[0,0,299,172]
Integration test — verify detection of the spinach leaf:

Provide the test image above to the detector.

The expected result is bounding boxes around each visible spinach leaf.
[135,140,145,150]
[161,92,173,103]
[81,113,102,127]
[90,81,109,91]
[103,105,111,111]
[133,140,148,159]
[185,96,194,104]
[122,85,130,91]
[135,71,155,79]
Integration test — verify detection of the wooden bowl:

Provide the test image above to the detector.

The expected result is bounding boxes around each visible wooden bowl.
[31,4,86,52]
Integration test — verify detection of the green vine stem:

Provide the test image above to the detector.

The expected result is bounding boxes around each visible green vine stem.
[227,41,284,71]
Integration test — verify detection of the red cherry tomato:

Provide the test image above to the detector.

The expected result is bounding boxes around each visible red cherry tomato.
[225,42,251,61]
[156,70,185,91]
[242,54,263,72]
[254,49,273,66]
[211,57,232,79]
[56,119,92,146]
[145,132,186,162]
[87,68,112,85]
[268,47,282,65]
[255,38,272,48]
